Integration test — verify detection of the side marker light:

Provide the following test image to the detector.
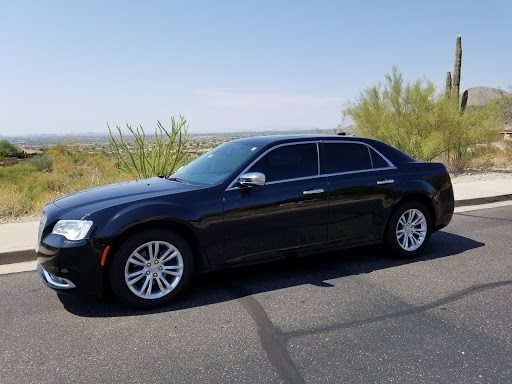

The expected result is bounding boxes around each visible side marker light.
[100,246,111,266]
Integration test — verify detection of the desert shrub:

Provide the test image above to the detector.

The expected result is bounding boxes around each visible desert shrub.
[108,116,189,178]
[43,146,131,194]
[31,191,63,214]
[0,185,32,219]
[30,153,53,172]
[0,161,37,184]
[344,67,500,164]
[0,140,22,158]
[465,140,512,169]
[492,89,512,126]
[0,146,131,219]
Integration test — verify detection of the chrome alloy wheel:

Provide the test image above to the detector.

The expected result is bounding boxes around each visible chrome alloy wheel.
[124,241,184,299]
[395,209,427,252]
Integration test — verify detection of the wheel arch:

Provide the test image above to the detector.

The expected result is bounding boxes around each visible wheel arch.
[385,193,436,236]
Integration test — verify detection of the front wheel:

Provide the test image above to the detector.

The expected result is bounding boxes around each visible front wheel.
[109,229,194,308]
[385,201,432,259]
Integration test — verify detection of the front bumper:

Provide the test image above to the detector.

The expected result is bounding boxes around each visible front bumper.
[36,233,109,295]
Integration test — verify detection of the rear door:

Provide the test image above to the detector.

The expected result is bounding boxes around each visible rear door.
[222,142,329,265]
[322,141,401,246]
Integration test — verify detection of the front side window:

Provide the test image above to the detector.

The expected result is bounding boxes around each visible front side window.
[247,143,318,183]
[322,142,372,174]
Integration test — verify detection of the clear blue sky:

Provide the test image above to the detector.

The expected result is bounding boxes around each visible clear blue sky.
[1,0,511,135]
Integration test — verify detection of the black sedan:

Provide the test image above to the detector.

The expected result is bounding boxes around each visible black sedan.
[36,135,454,308]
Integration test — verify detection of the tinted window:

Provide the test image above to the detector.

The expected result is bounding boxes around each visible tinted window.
[248,143,318,182]
[369,148,391,169]
[322,143,372,173]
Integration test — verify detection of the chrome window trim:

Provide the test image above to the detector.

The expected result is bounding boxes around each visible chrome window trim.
[225,139,397,191]
[226,174,328,191]
[226,141,320,190]
[225,166,397,191]
[367,144,395,168]
[316,142,320,175]
[265,174,327,186]
[322,166,397,178]
[367,145,374,169]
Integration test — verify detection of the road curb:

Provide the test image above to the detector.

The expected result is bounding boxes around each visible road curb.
[454,194,512,208]
[0,248,36,266]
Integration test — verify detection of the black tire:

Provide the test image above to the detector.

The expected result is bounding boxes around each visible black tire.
[385,201,432,259]
[109,228,194,308]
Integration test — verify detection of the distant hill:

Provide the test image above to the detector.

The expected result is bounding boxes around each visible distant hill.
[465,86,511,106]
[0,129,323,147]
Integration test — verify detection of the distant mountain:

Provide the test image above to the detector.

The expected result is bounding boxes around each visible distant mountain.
[466,86,511,106]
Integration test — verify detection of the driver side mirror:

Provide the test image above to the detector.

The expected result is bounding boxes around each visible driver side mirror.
[238,172,266,187]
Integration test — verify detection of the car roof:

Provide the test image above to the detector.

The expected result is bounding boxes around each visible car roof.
[232,134,417,164]
[232,134,353,145]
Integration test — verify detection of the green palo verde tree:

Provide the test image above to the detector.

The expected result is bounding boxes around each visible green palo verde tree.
[108,116,189,178]
[343,67,499,164]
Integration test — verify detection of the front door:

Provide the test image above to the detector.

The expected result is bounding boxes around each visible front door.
[222,142,329,265]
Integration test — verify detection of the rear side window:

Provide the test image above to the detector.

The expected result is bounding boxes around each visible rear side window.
[369,148,391,169]
[322,142,372,174]
[248,143,318,182]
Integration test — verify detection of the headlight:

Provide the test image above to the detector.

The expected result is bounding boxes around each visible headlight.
[52,220,93,241]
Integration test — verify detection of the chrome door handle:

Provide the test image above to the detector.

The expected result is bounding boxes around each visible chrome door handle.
[303,189,324,195]
[377,179,394,185]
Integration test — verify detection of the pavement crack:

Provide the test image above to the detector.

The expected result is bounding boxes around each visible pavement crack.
[226,285,306,384]
[287,280,512,339]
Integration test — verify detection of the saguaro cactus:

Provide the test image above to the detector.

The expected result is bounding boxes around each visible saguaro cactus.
[445,72,452,97]
[443,36,465,166]
[452,36,462,96]
[460,89,469,114]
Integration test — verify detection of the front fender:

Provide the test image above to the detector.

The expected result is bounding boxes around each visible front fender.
[87,192,226,271]
[91,200,194,239]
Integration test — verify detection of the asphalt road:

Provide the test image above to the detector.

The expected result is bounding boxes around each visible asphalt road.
[1,206,511,384]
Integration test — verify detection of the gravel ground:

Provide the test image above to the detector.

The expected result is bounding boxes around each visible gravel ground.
[0,215,40,225]
[450,170,512,183]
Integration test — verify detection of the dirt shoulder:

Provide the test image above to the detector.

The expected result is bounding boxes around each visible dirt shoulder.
[450,170,512,183]
[0,215,40,225]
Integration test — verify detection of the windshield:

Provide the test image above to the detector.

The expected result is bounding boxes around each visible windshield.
[169,142,259,185]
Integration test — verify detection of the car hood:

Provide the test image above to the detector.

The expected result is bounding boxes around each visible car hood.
[52,177,200,212]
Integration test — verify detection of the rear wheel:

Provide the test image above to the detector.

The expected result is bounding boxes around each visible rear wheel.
[385,201,432,259]
[110,229,194,308]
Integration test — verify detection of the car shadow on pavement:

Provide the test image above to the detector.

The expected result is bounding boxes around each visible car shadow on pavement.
[57,230,484,317]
